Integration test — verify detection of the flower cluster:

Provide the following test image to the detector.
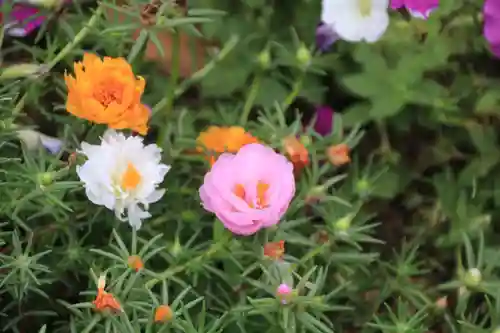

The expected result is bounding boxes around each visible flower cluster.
[316,0,499,58]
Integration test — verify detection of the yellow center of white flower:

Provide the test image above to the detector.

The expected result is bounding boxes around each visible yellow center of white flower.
[358,0,372,16]
[121,162,141,190]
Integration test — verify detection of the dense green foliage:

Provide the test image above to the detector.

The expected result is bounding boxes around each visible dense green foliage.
[1,0,500,332]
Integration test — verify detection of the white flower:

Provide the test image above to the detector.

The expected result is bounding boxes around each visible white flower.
[77,129,170,229]
[321,0,390,43]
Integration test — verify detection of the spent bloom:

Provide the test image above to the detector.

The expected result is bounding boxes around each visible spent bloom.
[316,22,339,51]
[321,0,390,43]
[196,126,259,165]
[65,53,150,135]
[76,130,170,229]
[484,0,500,58]
[17,129,63,154]
[93,274,122,313]
[263,240,285,260]
[199,143,295,236]
[391,0,439,19]
[282,136,309,174]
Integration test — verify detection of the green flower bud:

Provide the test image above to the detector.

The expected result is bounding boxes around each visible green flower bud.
[181,210,198,223]
[0,64,47,80]
[463,268,482,287]
[37,172,55,186]
[299,135,311,147]
[170,239,182,257]
[296,45,311,68]
[355,179,371,196]
[257,50,271,70]
[334,215,352,232]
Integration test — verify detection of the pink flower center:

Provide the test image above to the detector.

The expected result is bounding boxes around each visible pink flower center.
[233,182,269,209]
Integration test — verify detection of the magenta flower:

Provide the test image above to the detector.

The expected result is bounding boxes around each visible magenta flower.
[484,0,500,58]
[312,105,335,136]
[391,0,439,19]
[0,1,68,37]
[199,143,295,236]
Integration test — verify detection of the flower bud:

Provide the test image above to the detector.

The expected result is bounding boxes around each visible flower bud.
[355,178,371,197]
[296,44,311,68]
[0,64,48,80]
[463,268,482,287]
[170,239,182,257]
[37,172,55,186]
[276,283,293,304]
[257,49,271,69]
[334,214,353,232]
[127,255,144,272]
[154,304,174,323]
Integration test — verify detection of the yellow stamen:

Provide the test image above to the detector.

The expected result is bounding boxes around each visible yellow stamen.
[121,162,141,190]
[233,181,269,209]
[358,0,372,16]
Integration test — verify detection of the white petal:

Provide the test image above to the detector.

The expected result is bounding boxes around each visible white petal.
[146,189,165,204]
[39,133,63,154]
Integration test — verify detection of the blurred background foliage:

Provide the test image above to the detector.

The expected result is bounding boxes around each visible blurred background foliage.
[2,0,500,332]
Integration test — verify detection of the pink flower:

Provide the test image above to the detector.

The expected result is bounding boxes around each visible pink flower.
[312,105,335,136]
[391,0,439,19]
[276,283,292,304]
[199,143,295,236]
[484,0,500,58]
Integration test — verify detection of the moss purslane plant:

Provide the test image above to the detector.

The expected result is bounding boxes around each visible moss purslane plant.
[1,0,500,332]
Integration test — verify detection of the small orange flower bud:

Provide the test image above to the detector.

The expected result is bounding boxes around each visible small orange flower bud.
[283,136,308,173]
[154,304,174,323]
[93,274,122,313]
[326,144,350,166]
[127,255,144,272]
[263,240,285,260]
[435,296,448,309]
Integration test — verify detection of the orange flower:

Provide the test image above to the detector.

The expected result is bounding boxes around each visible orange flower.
[327,144,350,166]
[127,255,144,272]
[263,240,285,260]
[93,274,122,313]
[64,53,150,135]
[282,136,309,173]
[196,126,259,165]
[154,304,174,323]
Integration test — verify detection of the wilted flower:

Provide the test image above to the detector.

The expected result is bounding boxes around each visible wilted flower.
[154,304,174,323]
[76,129,170,229]
[282,136,309,173]
[321,0,389,43]
[93,274,122,313]
[276,283,292,304]
[327,144,350,166]
[199,143,295,236]
[391,0,439,19]
[64,53,150,135]
[17,129,63,154]
[484,0,500,58]
[316,22,339,51]
[0,63,48,80]
[263,240,285,260]
[196,126,259,165]
[127,255,144,272]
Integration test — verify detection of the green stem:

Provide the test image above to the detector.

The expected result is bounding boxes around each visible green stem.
[151,35,240,115]
[239,74,261,125]
[12,4,103,117]
[156,32,181,147]
[281,72,304,111]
